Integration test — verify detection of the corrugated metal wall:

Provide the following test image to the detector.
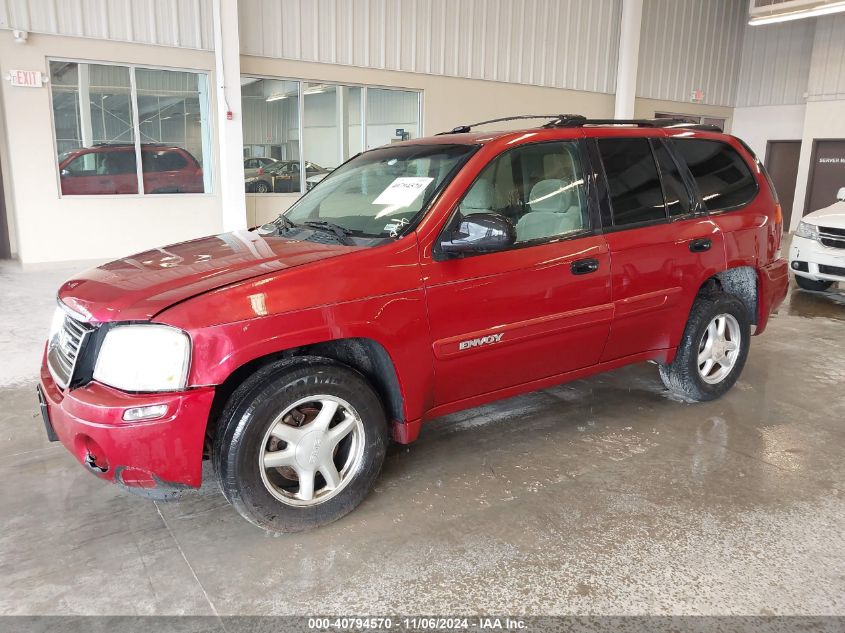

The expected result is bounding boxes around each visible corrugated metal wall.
[237,0,622,94]
[807,13,845,101]
[636,0,746,106]
[735,20,815,107]
[0,0,213,49]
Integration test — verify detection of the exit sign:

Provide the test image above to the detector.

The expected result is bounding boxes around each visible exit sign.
[7,70,44,88]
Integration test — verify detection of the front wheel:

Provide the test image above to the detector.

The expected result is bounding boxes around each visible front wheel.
[659,294,751,402]
[795,275,834,292]
[214,358,389,532]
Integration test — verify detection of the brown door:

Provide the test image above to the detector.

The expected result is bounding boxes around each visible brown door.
[805,139,845,216]
[765,140,801,231]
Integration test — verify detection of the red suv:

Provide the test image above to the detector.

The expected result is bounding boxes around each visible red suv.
[59,143,204,195]
[39,115,788,532]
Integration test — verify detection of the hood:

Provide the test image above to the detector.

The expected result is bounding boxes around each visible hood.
[58,231,354,323]
[803,200,845,227]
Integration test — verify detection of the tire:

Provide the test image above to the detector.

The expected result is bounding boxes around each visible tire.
[658,293,751,402]
[795,275,834,292]
[213,357,389,532]
[254,181,270,193]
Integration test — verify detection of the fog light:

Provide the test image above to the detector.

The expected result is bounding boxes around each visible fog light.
[123,404,168,422]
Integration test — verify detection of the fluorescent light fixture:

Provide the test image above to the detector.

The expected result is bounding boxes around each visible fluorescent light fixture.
[266,93,291,102]
[749,1,845,25]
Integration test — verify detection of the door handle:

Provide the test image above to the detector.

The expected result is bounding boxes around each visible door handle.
[571,258,599,275]
[689,238,712,253]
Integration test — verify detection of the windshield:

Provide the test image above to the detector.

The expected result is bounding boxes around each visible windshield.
[283,144,476,240]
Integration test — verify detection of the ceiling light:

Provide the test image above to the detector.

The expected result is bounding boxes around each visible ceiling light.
[265,93,291,102]
[749,1,845,25]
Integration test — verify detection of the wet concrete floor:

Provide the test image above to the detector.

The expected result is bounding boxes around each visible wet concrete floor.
[0,260,843,615]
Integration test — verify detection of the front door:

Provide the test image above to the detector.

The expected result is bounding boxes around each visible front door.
[421,140,613,407]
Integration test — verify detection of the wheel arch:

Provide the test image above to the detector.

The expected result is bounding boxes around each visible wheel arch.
[697,266,759,326]
[204,337,405,456]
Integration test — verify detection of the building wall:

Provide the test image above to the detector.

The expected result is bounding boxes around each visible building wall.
[633,98,735,130]
[636,0,746,106]
[0,0,213,49]
[0,31,222,263]
[238,0,622,95]
[735,20,815,107]
[790,99,845,231]
[807,13,845,101]
[731,104,806,159]
[241,55,616,227]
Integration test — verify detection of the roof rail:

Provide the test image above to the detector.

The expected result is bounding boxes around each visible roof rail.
[545,116,724,131]
[439,114,723,134]
[437,114,573,135]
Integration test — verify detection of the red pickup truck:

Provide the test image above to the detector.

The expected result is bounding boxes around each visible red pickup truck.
[39,115,789,532]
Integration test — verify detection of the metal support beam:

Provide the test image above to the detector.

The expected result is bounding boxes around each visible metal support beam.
[614,0,643,120]
[212,0,247,231]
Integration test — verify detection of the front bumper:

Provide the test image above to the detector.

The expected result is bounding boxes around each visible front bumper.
[789,235,845,283]
[39,357,215,498]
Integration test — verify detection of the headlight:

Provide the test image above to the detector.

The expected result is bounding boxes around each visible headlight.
[93,325,190,392]
[796,221,819,241]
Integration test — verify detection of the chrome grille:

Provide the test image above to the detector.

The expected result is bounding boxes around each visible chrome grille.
[47,309,94,389]
[819,226,845,249]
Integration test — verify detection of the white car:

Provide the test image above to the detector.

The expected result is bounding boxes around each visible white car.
[789,186,845,291]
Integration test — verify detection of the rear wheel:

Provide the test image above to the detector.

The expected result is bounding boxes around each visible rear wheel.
[214,358,389,532]
[795,276,834,292]
[659,294,751,402]
[253,180,271,193]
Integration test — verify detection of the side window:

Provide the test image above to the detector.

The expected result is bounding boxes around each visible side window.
[244,159,257,169]
[652,140,692,217]
[143,150,189,173]
[671,138,757,211]
[598,138,667,226]
[101,150,138,176]
[458,141,589,244]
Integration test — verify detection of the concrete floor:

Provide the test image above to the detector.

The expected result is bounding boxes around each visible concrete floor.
[1,259,844,616]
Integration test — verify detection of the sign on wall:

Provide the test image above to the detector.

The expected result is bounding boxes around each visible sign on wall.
[6,70,45,88]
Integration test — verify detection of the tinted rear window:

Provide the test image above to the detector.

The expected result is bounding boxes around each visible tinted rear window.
[598,138,666,226]
[671,139,757,211]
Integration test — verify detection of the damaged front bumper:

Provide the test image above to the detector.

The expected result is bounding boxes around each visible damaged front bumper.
[39,359,215,500]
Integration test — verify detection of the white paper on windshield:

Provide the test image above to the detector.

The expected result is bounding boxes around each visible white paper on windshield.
[372,177,434,207]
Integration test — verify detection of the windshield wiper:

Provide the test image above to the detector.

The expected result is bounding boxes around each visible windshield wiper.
[277,214,299,232]
[302,220,355,245]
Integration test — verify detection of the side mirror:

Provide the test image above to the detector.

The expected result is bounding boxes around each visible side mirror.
[837,187,845,202]
[60,169,70,177]
[438,212,516,257]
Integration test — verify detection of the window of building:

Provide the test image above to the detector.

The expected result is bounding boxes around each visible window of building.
[671,139,758,211]
[598,138,667,226]
[49,60,211,196]
[458,141,589,244]
[241,78,421,195]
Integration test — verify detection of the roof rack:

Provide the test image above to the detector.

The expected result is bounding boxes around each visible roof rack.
[439,114,722,134]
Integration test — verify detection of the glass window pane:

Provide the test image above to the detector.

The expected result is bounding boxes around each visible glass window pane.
[365,88,419,150]
[303,83,361,192]
[652,140,692,217]
[51,61,137,195]
[459,142,588,244]
[135,68,210,194]
[241,77,300,194]
[671,139,757,211]
[598,138,667,226]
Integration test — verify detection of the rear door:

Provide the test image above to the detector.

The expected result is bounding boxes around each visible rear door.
[590,133,726,361]
[422,139,614,406]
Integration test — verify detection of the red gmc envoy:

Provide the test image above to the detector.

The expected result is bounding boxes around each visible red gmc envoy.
[39,115,789,532]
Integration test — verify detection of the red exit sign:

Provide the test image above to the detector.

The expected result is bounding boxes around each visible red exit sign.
[7,69,44,88]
